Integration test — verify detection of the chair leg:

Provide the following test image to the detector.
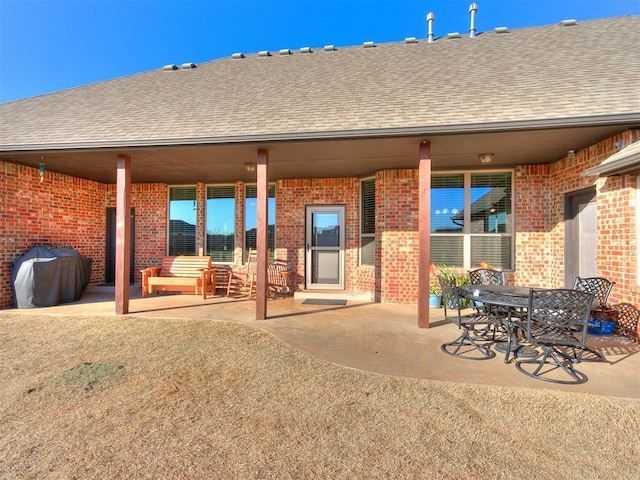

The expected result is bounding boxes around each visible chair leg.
[515,347,588,384]
[566,345,605,362]
[441,329,496,360]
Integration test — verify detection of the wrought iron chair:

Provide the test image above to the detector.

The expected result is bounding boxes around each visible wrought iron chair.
[439,275,497,360]
[468,268,505,286]
[572,276,615,360]
[611,303,639,343]
[468,268,511,338]
[573,276,614,314]
[515,288,594,384]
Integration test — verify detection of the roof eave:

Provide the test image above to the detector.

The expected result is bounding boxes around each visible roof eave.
[2,113,640,154]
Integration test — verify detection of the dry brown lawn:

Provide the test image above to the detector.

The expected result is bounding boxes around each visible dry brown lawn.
[1,313,638,479]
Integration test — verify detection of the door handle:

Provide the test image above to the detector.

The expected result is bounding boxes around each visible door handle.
[306,243,310,252]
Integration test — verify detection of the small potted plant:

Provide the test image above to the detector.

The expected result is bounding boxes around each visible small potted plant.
[429,282,442,308]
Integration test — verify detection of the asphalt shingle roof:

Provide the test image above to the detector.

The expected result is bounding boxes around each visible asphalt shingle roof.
[1,16,639,149]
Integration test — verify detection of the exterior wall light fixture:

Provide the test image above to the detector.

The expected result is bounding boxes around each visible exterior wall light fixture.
[479,153,493,164]
[244,162,256,172]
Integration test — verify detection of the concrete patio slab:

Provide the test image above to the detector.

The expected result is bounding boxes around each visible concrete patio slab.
[3,288,638,400]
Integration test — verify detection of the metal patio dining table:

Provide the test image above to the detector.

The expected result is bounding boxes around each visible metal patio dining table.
[456,284,539,363]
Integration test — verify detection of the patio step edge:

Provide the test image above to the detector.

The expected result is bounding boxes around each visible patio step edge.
[293,290,373,302]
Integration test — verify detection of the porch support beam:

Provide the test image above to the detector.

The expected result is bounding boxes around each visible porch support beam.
[115,154,132,315]
[255,148,269,320]
[418,142,431,328]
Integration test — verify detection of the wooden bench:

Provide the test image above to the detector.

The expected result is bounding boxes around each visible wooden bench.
[141,256,215,299]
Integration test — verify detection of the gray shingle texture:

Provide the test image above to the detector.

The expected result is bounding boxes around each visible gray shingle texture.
[1,16,639,148]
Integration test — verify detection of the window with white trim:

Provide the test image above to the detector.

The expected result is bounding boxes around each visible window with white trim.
[168,186,197,255]
[206,185,235,263]
[360,178,376,266]
[430,172,513,269]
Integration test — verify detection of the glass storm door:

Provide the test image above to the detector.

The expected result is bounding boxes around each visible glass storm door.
[565,189,597,286]
[306,205,345,290]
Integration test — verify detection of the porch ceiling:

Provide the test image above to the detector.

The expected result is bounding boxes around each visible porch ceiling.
[0,124,632,184]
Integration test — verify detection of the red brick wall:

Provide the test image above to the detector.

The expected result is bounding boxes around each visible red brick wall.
[545,131,640,309]
[0,161,106,308]
[377,169,419,303]
[514,164,553,287]
[106,183,167,277]
[275,178,370,295]
[2,130,639,321]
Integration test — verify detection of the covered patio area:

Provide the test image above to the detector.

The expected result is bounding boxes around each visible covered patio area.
[4,287,638,400]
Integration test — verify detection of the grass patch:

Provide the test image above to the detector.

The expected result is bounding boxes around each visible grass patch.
[25,361,125,394]
[1,313,639,479]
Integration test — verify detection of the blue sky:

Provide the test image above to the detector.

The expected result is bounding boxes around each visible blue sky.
[1,0,637,104]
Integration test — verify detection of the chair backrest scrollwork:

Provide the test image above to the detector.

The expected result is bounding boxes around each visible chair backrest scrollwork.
[469,268,505,286]
[573,276,614,310]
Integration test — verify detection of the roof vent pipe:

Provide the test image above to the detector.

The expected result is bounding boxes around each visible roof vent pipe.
[426,12,435,43]
[469,2,478,38]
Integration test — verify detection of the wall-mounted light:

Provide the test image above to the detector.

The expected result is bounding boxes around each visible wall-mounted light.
[244,162,256,173]
[567,149,576,159]
[39,162,45,182]
[479,153,493,164]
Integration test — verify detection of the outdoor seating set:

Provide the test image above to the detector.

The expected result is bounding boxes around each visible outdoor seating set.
[141,250,295,300]
[439,270,639,385]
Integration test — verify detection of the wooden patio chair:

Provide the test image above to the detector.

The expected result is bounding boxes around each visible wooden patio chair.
[226,249,258,298]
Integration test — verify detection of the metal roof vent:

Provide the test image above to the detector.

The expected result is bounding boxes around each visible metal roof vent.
[494,26,509,34]
[258,50,272,57]
[363,41,376,48]
[426,12,435,43]
[469,2,478,38]
[163,64,178,71]
[447,32,461,39]
[324,45,336,51]
[181,63,196,69]
[560,19,578,26]
[231,52,245,59]
[300,46,312,53]
[279,49,291,55]
[404,37,419,44]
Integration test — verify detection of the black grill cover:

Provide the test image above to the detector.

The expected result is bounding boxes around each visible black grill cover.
[11,247,92,308]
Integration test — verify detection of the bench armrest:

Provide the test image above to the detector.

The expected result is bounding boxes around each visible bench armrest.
[141,266,162,277]
[140,267,162,292]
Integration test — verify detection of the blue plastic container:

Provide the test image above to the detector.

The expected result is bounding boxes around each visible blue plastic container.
[587,319,615,335]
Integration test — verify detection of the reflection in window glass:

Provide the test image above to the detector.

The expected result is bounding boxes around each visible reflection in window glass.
[312,213,340,247]
[245,185,276,261]
[431,174,464,234]
[470,173,512,234]
[430,172,513,269]
[206,186,235,263]
[168,186,197,255]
